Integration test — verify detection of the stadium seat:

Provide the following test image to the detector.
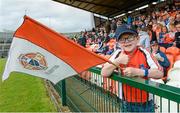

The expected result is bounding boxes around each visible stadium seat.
[166,47,180,58]
[175,54,180,61]
[159,46,166,53]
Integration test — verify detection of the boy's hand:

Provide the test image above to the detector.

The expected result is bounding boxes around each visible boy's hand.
[123,67,144,77]
[114,51,129,66]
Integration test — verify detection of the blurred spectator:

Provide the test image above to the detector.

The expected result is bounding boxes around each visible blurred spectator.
[164,12,170,26]
[174,21,180,48]
[127,16,132,25]
[103,32,110,43]
[109,29,115,38]
[157,16,165,26]
[151,41,170,76]
[105,20,111,34]
[151,12,157,20]
[110,19,117,31]
[95,42,109,54]
[154,23,162,40]
[166,16,175,31]
[116,19,122,27]
[163,24,176,48]
[77,31,87,47]
[175,13,180,22]
[159,26,168,46]
[131,21,138,30]
[74,3,179,58]
[147,25,157,43]
[144,16,150,26]
[137,27,150,50]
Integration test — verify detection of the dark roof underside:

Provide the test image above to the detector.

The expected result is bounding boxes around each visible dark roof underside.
[52,0,157,18]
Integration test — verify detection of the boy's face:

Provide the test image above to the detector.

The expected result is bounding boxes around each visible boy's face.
[151,44,158,52]
[118,33,139,52]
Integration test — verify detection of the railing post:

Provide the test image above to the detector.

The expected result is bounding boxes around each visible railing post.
[61,79,67,106]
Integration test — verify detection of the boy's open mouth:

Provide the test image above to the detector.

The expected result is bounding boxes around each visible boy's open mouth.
[124,44,132,47]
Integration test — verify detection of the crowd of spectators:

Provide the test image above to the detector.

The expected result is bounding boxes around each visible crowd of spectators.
[74,4,180,78]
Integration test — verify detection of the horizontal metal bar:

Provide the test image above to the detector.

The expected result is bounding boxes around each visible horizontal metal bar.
[89,67,180,103]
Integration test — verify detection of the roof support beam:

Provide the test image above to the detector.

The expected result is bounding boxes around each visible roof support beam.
[53,0,156,18]
[74,0,121,10]
[106,0,149,17]
[81,0,94,9]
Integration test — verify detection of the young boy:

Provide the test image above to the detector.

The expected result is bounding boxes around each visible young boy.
[101,24,163,112]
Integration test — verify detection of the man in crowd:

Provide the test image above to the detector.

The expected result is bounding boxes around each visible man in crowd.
[174,21,180,48]
[77,31,87,47]
[101,24,163,112]
[137,27,151,50]
[151,41,170,76]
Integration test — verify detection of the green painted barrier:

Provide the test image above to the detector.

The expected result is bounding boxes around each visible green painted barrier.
[53,67,180,112]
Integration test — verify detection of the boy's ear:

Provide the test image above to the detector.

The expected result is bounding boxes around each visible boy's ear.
[136,36,140,43]
[136,36,140,40]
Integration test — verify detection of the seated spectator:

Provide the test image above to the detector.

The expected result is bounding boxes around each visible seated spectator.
[77,31,87,47]
[157,16,165,26]
[163,12,170,26]
[103,32,110,44]
[159,26,168,44]
[166,16,175,31]
[116,19,122,27]
[147,25,158,43]
[131,21,138,30]
[95,42,109,55]
[163,24,176,48]
[173,21,180,48]
[106,48,114,55]
[105,20,111,34]
[155,24,163,41]
[151,41,170,76]
[151,12,157,20]
[137,27,150,50]
[175,14,180,23]
[109,30,115,38]
[91,30,98,43]
[86,37,92,46]
[110,19,117,31]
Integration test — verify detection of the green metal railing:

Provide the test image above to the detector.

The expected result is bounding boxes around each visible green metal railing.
[53,67,180,112]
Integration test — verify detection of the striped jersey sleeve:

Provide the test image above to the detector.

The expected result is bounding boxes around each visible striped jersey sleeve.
[109,49,121,62]
[139,47,163,71]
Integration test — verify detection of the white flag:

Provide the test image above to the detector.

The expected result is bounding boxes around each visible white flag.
[2,16,110,84]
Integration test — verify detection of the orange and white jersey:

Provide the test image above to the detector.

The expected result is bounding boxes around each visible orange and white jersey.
[109,47,163,102]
